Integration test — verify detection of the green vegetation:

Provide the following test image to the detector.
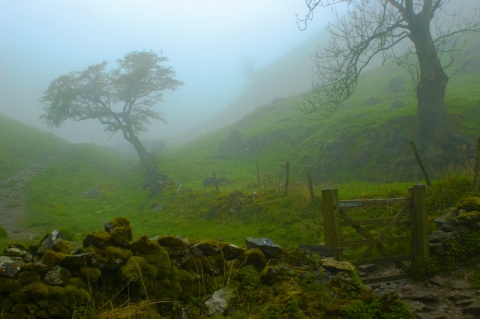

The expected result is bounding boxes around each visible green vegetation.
[0,114,67,179]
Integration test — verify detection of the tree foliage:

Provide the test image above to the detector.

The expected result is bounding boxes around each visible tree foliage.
[41,51,183,164]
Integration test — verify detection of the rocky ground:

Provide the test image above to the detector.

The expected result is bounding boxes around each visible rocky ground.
[361,264,480,318]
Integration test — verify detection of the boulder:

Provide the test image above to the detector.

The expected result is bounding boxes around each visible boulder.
[245,237,282,259]
[205,287,236,315]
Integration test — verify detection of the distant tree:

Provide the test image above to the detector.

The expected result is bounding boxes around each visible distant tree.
[298,0,480,159]
[40,51,183,166]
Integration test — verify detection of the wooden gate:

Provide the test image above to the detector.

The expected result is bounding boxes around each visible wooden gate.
[322,184,429,281]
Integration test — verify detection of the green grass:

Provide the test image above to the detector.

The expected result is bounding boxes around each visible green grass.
[0,114,68,179]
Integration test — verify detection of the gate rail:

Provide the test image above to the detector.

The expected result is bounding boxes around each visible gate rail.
[322,184,429,281]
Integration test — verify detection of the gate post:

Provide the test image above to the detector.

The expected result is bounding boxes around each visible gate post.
[322,188,342,260]
[410,184,429,277]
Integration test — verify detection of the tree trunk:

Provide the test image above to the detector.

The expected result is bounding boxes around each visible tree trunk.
[408,12,469,163]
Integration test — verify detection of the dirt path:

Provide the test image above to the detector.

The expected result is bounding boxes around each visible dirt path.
[0,147,71,242]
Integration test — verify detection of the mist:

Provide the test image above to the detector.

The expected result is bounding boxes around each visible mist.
[0,0,331,148]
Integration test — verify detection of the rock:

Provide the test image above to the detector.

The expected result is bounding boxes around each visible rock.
[222,244,244,260]
[404,291,439,302]
[451,280,471,290]
[192,241,222,256]
[298,244,333,257]
[457,196,480,211]
[463,300,480,315]
[44,266,71,285]
[245,237,282,259]
[0,256,23,278]
[83,231,111,249]
[157,235,190,248]
[4,247,32,262]
[37,230,64,254]
[320,258,355,272]
[429,275,449,286]
[429,230,454,245]
[205,287,235,315]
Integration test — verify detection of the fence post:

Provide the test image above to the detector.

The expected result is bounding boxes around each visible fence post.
[256,160,260,188]
[410,141,432,187]
[307,171,315,202]
[473,137,480,191]
[322,188,342,260]
[212,173,219,194]
[284,162,290,196]
[410,184,429,277]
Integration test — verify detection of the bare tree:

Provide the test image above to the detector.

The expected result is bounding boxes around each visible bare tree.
[298,0,480,157]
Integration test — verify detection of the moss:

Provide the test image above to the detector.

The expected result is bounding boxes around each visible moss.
[80,266,102,282]
[0,278,21,293]
[17,270,40,285]
[51,239,72,254]
[109,217,130,228]
[83,231,111,249]
[119,256,157,283]
[40,249,66,268]
[129,236,171,278]
[457,196,480,211]
[244,248,267,271]
[110,226,133,247]
[9,282,49,303]
[455,211,480,223]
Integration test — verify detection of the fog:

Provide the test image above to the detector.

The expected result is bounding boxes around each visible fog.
[0,0,330,147]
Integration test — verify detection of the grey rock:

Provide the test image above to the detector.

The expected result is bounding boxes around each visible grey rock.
[298,244,333,257]
[245,237,283,259]
[4,247,32,262]
[321,258,355,272]
[429,230,454,245]
[404,291,439,302]
[222,244,244,260]
[0,256,23,278]
[44,265,71,285]
[37,230,64,254]
[463,300,480,315]
[205,287,235,315]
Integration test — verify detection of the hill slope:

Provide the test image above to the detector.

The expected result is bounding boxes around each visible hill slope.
[0,114,68,179]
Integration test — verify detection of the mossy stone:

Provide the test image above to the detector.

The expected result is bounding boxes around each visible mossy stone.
[109,217,130,228]
[80,266,102,282]
[244,248,267,271]
[119,256,158,283]
[129,236,171,278]
[455,211,480,224]
[40,249,66,268]
[51,239,72,254]
[46,300,71,318]
[17,270,40,285]
[457,196,480,211]
[110,226,133,247]
[0,278,21,293]
[83,231,111,249]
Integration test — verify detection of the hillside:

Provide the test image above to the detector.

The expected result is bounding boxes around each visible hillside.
[0,114,68,179]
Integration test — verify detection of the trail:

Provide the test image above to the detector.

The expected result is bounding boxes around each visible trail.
[0,147,71,241]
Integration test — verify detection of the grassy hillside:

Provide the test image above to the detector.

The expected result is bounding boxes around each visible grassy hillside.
[157,60,480,190]
[0,114,68,179]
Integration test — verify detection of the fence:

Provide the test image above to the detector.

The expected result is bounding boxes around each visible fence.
[322,184,429,281]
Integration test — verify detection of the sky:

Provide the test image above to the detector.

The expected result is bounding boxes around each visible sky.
[0,0,330,147]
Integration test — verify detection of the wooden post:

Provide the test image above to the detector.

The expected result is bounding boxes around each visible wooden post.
[322,189,342,260]
[212,173,219,194]
[284,162,290,196]
[307,171,315,202]
[410,141,432,187]
[410,184,429,277]
[473,137,480,191]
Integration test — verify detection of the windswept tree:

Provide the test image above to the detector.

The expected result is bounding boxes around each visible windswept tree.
[298,0,479,160]
[41,51,183,166]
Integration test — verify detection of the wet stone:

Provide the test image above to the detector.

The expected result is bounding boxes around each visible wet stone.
[245,237,283,259]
